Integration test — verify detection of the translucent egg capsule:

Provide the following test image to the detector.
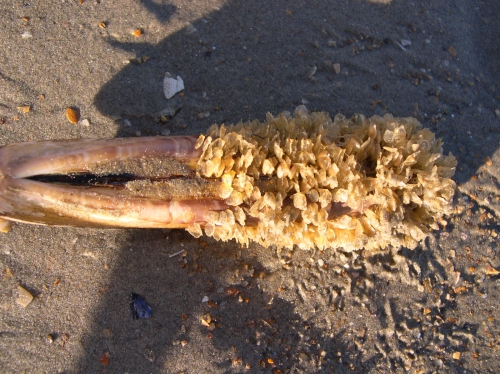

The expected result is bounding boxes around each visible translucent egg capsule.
[226,190,243,206]
[316,150,331,170]
[202,160,215,177]
[216,182,233,199]
[186,223,203,238]
[189,106,456,251]
[233,207,246,225]
[262,159,274,175]
[194,135,205,149]
[306,189,319,203]
[292,192,307,211]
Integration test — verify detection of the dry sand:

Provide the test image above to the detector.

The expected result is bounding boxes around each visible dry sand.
[0,0,499,372]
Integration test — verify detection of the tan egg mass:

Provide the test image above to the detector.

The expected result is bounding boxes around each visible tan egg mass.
[190,106,457,251]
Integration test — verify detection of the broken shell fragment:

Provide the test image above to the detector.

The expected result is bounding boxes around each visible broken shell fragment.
[0,107,457,252]
[163,73,185,100]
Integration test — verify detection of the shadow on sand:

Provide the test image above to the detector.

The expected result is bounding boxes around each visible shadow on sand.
[79,0,499,372]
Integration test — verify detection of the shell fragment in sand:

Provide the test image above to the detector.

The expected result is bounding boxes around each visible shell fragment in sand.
[164,73,185,99]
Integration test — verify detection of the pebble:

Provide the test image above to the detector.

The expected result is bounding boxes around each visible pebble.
[202,295,209,303]
[16,285,34,307]
[401,39,412,47]
[132,29,143,37]
[160,129,171,136]
[17,105,30,113]
[80,118,90,127]
[447,46,458,58]
[65,107,80,124]
[333,63,341,74]
[130,293,152,319]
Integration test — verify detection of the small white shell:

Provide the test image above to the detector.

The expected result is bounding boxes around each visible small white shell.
[163,73,184,99]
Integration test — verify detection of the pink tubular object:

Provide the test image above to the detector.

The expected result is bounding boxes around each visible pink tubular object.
[0,136,228,229]
[0,136,202,178]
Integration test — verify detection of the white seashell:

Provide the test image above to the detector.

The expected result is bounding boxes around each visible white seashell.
[163,73,185,99]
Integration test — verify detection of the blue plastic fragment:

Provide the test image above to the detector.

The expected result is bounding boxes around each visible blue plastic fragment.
[130,293,152,319]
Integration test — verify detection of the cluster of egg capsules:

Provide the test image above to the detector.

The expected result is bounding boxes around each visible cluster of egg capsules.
[187,106,457,251]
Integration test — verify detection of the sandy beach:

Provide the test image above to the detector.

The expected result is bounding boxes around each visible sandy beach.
[1,0,499,372]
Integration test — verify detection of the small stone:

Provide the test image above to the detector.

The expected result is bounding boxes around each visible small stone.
[16,285,34,307]
[65,107,80,124]
[17,105,30,113]
[80,118,90,127]
[333,63,341,74]
[0,219,13,233]
[452,352,460,360]
[99,352,110,366]
[21,31,32,39]
[447,46,458,58]
[495,109,500,118]
[202,295,209,303]
[160,129,171,136]
[132,29,143,37]
[401,39,412,47]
